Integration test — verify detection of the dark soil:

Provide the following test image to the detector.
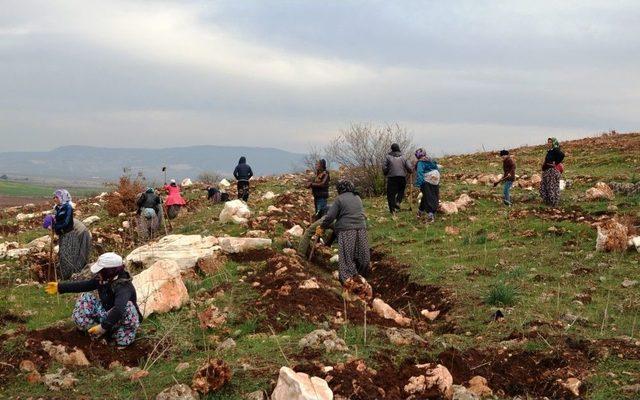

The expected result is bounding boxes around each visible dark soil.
[0,311,27,327]
[229,248,275,263]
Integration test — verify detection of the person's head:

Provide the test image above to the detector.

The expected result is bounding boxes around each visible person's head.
[53,189,71,206]
[239,156,247,164]
[415,148,427,160]
[170,179,177,187]
[499,150,509,160]
[336,179,356,195]
[547,137,560,149]
[316,159,327,172]
[90,252,125,282]
[391,143,400,152]
[145,187,154,194]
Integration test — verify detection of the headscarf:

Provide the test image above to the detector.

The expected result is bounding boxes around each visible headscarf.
[54,189,72,205]
[548,137,560,149]
[414,148,427,160]
[391,143,400,152]
[239,156,247,164]
[145,187,154,194]
[98,265,125,281]
[336,179,356,195]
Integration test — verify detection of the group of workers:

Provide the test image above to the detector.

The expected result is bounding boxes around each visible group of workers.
[42,140,565,348]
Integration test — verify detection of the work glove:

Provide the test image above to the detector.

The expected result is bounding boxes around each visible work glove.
[44,282,58,295]
[88,324,106,337]
[315,226,324,237]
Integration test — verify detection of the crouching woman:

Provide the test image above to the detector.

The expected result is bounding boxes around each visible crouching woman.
[318,180,370,284]
[44,252,142,347]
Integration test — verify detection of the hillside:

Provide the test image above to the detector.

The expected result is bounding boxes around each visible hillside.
[0,145,305,182]
[0,133,639,399]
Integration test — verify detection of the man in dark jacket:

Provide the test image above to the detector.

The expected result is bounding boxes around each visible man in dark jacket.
[306,159,330,219]
[383,143,412,214]
[233,156,254,201]
[44,252,142,347]
[494,150,516,206]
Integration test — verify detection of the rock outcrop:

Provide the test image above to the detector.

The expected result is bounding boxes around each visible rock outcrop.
[133,260,189,318]
[126,235,220,271]
[271,367,333,400]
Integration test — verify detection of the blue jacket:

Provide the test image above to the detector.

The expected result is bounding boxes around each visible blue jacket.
[415,159,439,187]
[54,203,74,235]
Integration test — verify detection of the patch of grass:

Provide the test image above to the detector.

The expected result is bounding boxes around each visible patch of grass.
[485,282,518,307]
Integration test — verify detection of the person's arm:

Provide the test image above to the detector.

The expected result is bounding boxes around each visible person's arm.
[321,199,340,229]
[101,283,132,330]
[404,158,413,173]
[54,204,73,233]
[58,278,99,294]
[247,166,253,179]
[233,166,239,180]
[557,150,565,163]
[310,172,328,188]
[382,156,390,176]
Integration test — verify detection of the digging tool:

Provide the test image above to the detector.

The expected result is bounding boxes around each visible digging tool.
[162,166,167,185]
[48,227,59,304]
[406,173,414,211]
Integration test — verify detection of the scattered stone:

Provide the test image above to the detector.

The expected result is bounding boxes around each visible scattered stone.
[133,259,190,318]
[453,194,473,210]
[129,369,150,381]
[421,309,441,321]
[299,278,320,289]
[286,225,304,237]
[561,377,581,397]
[198,306,227,329]
[271,366,333,400]
[404,364,454,399]
[43,368,78,391]
[372,298,411,326]
[586,182,615,201]
[175,362,190,373]
[181,178,193,187]
[82,215,101,226]
[122,220,130,229]
[445,226,460,236]
[343,275,373,302]
[283,248,297,256]
[629,236,640,252]
[196,253,227,276]
[156,383,200,400]
[26,370,42,384]
[244,390,267,400]
[219,200,251,224]
[622,279,638,288]
[245,230,268,238]
[126,234,220,271]
[19,359,37,372]
[192,359,232,394]
[622,383,640,394]
[16,213,37,221]
[299,329,348,353]
[109,361,122,370]
[41,341,90,367]
[439,202,459,215]
[385,328,426,346]
[261,191,276,200]
[26,235,51,252]
[216,338,237,352]
[452,385,479,400]
[468,376,492,397]
[267,205,283,213]
[596,219,628,252]
[218,237,272,254]
[329,255,339,264]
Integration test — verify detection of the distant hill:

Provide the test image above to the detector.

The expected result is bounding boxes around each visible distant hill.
[0,145,305,183]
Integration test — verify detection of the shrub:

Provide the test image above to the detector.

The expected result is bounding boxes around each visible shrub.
[485,282,518,306]
[104,176,145,217]
[198,171,223,185]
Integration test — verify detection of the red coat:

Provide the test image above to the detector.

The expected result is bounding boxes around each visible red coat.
[164,185,186,206]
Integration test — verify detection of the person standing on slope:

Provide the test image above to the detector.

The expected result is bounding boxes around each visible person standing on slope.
[383,143,413,215]
[540,137,565,207]
[136,187,162,241]
[164,179,186,219]
[233,156,254,202]
[493,150,516,206]
[414,149,440,223]
[307,159,330,219]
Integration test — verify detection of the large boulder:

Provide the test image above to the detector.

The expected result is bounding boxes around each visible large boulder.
[126,235,219,271]
[27,235,52,252]
[439,202,459,215]
[133,260,189,318]
[219,200,251,224]
[271,367,333,400]
[218,237,272,254]
[82,215,101,226]
[596,219,628,252]
[586,182,615,201]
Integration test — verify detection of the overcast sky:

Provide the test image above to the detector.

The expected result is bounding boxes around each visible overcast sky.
[1,0,639,155]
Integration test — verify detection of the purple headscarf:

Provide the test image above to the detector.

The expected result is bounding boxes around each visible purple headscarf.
[54,189,72,205]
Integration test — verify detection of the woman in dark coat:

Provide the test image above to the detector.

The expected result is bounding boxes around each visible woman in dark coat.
[540,137,565,206]
[136,187,162,241]
[45,189,92,279]
[414,149,440,222]
[45,252,142,347]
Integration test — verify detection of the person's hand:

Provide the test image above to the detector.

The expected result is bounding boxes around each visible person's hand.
[88,325,106,336]
[44,282,58,295]
[315,226,324,237]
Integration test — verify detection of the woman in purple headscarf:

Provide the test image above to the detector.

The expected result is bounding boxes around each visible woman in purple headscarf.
[44,189,92,279]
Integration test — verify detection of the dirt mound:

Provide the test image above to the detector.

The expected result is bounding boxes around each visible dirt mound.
[23,326,151,368]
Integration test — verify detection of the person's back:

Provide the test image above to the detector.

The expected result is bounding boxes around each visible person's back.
[384,151,411,177]
[324,192,366,232]
[139,192,160,210]
[503,156,516,181]
[234,157,253,181]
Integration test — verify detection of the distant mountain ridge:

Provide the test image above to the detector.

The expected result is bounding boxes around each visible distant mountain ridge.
[0,145,305,183]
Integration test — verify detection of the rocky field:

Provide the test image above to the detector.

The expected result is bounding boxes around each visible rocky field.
[1,132,639,399]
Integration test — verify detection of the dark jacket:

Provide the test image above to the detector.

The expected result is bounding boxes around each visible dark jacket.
[543,148,565,171]
[136,192,161,214]
[502,157,516,181]
[383,151,412,178]
[58,271,142,331]
[233,157,254,182]
[310,170,330,199]
[54,203,74,235]
[322,192,367,232]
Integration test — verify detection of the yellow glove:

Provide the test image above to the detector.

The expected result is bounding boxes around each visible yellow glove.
[44,282,58,295]
[315,226,324,237]
[88,324,106,336]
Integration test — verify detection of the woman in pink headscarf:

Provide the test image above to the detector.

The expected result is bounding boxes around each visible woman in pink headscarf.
[163,179,186,219]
